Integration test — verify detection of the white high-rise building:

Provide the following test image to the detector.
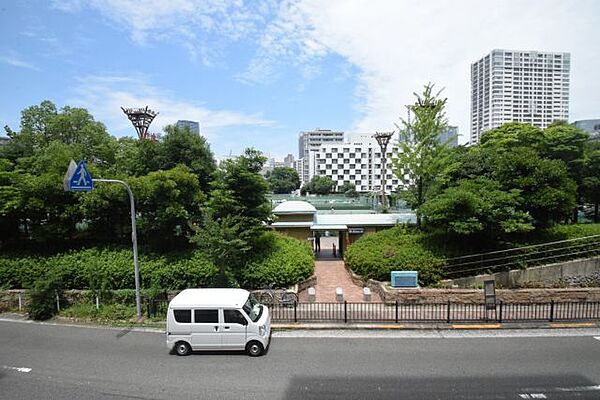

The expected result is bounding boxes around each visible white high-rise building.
[298,129,344,184]
[470,49,570,144]
[312,133,407,193]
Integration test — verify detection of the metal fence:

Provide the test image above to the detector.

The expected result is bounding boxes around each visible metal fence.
[443,235,600,279]
[147,300,600,323]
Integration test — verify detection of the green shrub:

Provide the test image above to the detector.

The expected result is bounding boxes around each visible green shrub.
[345,226,444,286]
[241,232,314,288]
[27,276,62,320]
[0,247,218,290]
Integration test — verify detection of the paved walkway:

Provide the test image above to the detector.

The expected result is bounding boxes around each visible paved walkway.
[298,257,382,303]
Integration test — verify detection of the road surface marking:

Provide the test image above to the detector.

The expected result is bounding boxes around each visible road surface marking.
[2,365,32,373]
[451,324,501,329]
[594,336,600,341]
[518,394,547,399]
[549,322,595,328]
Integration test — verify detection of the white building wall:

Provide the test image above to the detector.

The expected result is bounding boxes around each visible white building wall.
[314,134,407,193]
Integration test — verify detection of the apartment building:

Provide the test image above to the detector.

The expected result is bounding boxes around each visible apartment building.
[470,49,570,144]
[311,133,406,193]
[298,129,345,184]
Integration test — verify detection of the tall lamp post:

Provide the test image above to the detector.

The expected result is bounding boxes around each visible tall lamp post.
[373,131,394,211]
[121,106,158,140]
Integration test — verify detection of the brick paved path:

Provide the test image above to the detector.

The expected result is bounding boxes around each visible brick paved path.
[298,258,382,303]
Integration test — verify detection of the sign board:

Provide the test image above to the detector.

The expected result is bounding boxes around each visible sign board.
[484,279,496,310]
[348,227,364,234]
[64,160,94,192]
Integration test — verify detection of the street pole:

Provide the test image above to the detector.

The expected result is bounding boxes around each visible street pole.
[373,131,394,211]
[93,179,142,320]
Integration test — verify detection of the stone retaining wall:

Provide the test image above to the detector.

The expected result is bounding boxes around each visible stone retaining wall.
[376,285,600,303]
[443,257,600,289]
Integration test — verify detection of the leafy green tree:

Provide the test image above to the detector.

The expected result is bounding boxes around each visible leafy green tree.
[160,124,216,193]
[493,148,577,227]
[393,83,452,228]
[337,181,359,197]
[267,166,300,194]
[420,177,533,238]
[480,122,544,153]
[301,175,335,195]
[133,165,205,249]
[194,149,271,285]
[582,149,600,222]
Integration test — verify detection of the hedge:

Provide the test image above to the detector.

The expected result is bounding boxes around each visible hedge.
[241,232,314,289]
[344,226,444,286]
[0,248,218,290]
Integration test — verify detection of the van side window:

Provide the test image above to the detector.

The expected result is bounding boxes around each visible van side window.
[173,309,191,323]
[194,309,218,323]
[224,309,247,325]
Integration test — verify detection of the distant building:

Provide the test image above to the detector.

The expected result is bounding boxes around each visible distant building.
[470,49,570,144]
[312,133,407,193]
[440,126,459,147]
[0,136,10,146]
[176,120,200,134]
[284,154,294,168]
[573,119,600,139]
[298,129,344,184]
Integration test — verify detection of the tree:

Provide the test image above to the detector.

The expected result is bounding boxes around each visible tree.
[267,167,300,194]
[420,177,533,238]
[301,175,335,195]
[393,83,452,228]
[582,149,600,222]
[480,122,544,153]
[160,125,216,193]
[194,149,271,286]
[337,181,359,197]
[493,148,577,227]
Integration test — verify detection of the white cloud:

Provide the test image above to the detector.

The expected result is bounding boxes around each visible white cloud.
[247,0,600,141]
[0,53,40,71]
[67,74,274,142]
[59,0,275,65]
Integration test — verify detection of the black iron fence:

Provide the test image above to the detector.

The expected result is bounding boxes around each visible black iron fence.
[147,299,600,323]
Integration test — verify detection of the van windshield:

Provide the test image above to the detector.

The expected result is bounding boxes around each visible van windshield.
[243,296,262,323]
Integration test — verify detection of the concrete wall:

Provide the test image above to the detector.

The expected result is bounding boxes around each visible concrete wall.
[444,257,600,289]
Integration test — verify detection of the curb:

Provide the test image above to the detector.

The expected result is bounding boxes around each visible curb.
[2,313,599,332]
[272,321,600,331]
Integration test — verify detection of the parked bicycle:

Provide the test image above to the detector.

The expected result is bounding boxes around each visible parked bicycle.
[258,283,298,307]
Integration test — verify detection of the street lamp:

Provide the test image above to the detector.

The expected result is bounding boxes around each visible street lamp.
[373,131,394,211]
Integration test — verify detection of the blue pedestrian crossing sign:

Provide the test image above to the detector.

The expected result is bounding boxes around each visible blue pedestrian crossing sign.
[64,160,94,192]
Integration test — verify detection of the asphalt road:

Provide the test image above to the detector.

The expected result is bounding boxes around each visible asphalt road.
[1,320,600,399]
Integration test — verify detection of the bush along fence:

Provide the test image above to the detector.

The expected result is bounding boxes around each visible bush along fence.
[146,298,600,324]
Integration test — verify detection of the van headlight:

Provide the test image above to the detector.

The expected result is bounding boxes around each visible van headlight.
[259,325,266,336]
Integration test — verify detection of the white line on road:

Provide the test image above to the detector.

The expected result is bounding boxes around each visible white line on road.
[2,365,32,373]
[594,336,600,341]
[556,385,600,392]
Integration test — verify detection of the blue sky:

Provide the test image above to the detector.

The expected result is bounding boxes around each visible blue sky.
[1,0,599,160]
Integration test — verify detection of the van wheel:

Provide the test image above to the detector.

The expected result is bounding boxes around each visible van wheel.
[175,341,191,356]
[246,341,264,357]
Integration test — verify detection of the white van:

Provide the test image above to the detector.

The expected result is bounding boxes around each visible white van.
[166,288,271,357]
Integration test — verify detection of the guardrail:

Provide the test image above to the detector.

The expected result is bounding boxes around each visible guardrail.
[443,235,600,279]
[147,299,600,323]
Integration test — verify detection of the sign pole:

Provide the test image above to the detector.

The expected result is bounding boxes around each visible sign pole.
[93,179,142,320]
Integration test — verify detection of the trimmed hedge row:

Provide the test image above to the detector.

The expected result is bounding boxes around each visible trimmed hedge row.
[0,248,218,290]
[344,226,444,286]
[242,232,314,288]
[0,232,314,290]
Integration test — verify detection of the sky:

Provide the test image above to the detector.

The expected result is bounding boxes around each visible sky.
[1,0,599,160]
